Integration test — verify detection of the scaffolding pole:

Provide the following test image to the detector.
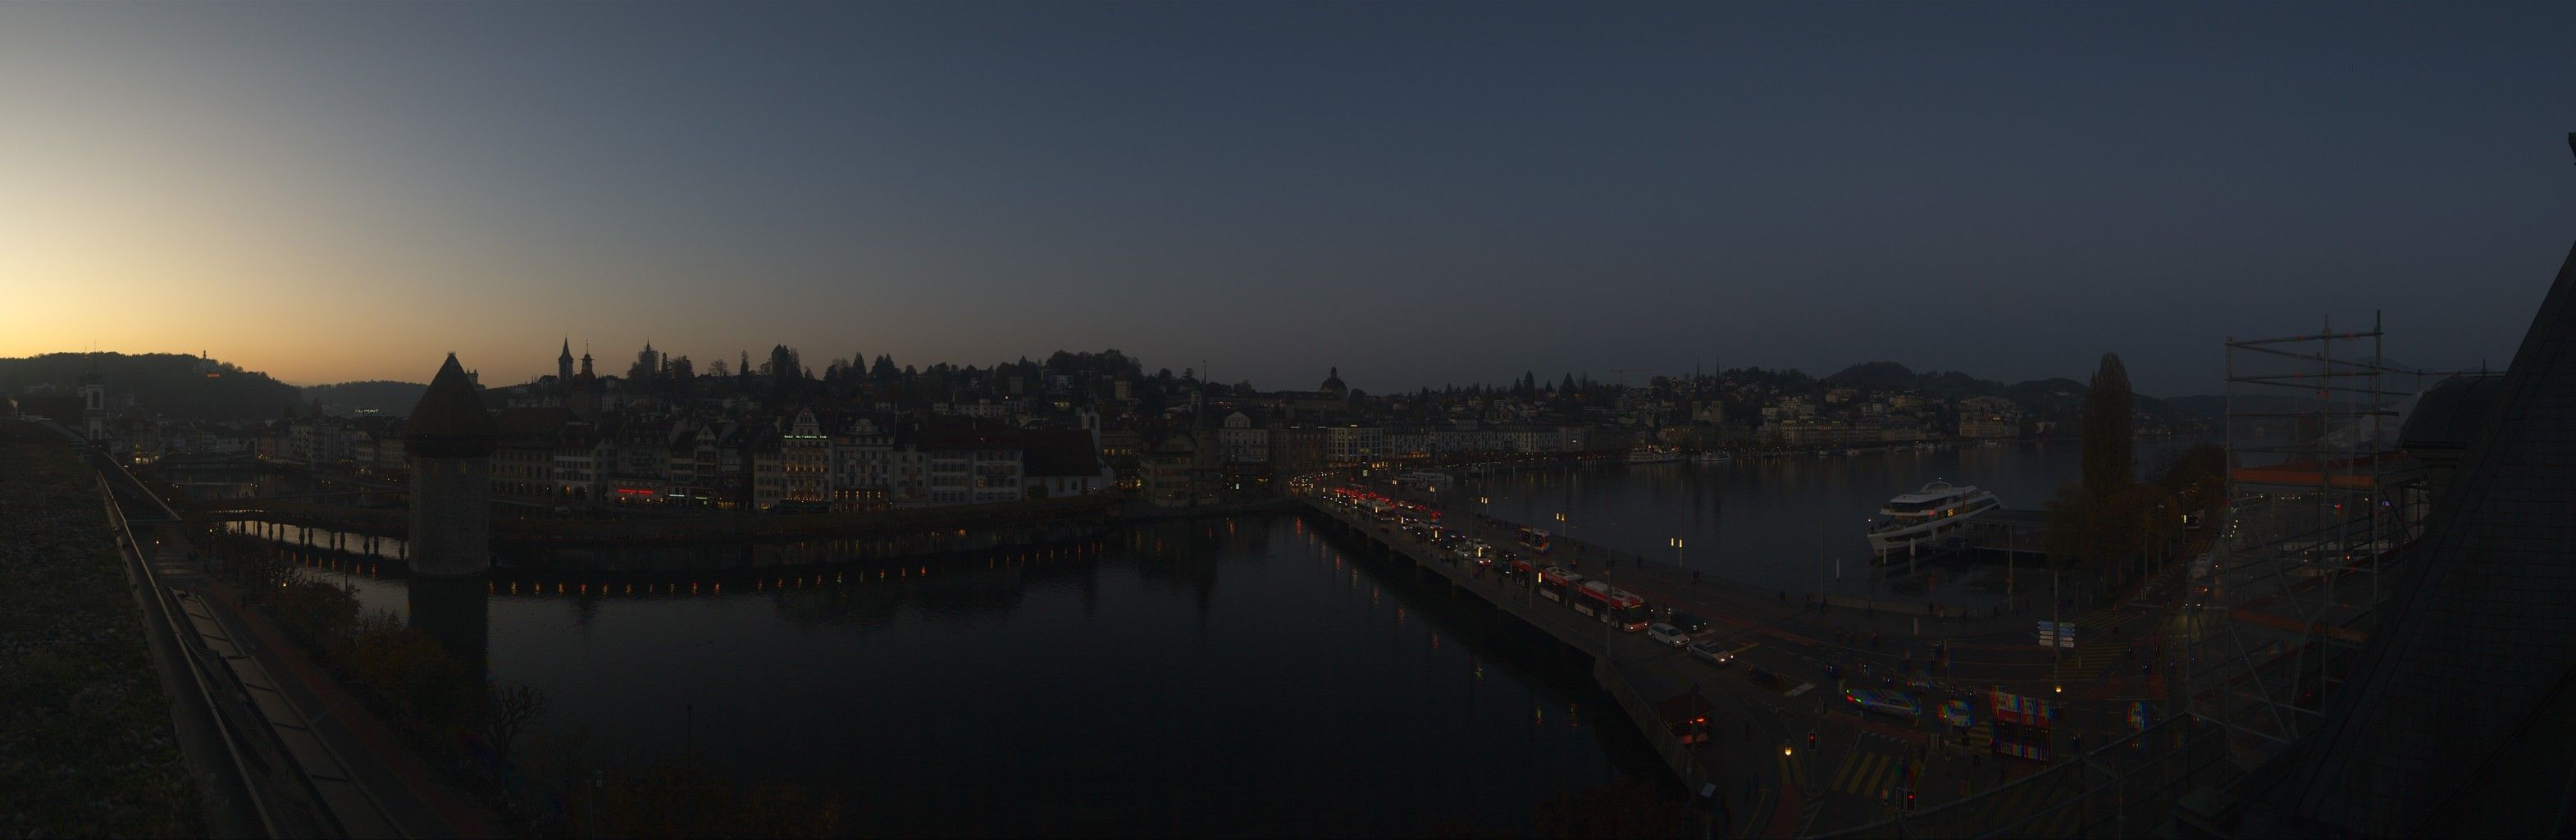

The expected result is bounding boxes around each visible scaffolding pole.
[2195,312,2429,765]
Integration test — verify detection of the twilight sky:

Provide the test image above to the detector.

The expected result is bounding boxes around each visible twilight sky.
[3,2,2570,396]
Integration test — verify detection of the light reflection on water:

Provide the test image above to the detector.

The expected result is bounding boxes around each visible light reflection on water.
[290,517,1662,838]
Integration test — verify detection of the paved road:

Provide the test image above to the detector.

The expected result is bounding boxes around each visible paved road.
[1315,479,2203,836]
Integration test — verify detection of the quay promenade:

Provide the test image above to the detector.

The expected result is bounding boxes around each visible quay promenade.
[1300,477,2204,837]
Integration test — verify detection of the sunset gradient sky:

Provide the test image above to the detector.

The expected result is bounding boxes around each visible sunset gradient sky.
[4,2,2571,395]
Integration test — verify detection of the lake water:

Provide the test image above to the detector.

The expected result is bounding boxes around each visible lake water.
[1461,439,2201,607]
[289,516,1663,838]
[220,438,2193,833]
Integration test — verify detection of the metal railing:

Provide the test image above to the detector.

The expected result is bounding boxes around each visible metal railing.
[93,445,405,838]
[96,471,291,837]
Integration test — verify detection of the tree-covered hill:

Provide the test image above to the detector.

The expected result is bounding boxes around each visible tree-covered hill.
[303,381,429,415]
[0,353,302,421]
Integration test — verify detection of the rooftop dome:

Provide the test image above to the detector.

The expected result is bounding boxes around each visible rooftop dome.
[404,354,498,457]
[1320,366,1346,393]
[2400,374,2506,454]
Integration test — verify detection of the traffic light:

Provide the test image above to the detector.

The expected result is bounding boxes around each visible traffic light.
[1904,788,1917,812]
[1807,730,1817,750]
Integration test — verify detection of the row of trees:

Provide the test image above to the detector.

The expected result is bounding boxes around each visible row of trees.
[2045,353,2226,594]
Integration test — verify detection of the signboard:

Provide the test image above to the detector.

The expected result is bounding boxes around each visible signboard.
[1992,688,2055,728]
[2040,621,2077,649]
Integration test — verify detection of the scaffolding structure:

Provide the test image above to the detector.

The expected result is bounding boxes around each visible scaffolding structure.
[2184,313,2454,768]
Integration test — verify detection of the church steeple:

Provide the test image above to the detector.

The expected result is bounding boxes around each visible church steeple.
[557,338,575,383]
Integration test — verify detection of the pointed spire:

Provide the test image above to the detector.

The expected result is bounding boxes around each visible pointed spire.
[404,353,498,453]
[560,338,572,360]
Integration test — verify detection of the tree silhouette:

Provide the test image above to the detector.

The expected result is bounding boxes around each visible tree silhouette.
[2081,352,2134,497]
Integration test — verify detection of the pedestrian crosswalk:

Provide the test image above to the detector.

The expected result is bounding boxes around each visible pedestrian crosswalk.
[1960,721,1994,752]
[1826,749,1918,799]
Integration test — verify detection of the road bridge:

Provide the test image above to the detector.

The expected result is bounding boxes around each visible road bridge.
[1297,494,1741,835]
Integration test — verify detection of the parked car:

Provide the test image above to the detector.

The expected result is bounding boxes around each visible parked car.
[1688,640,1734,666]
[1647,623,1690,646]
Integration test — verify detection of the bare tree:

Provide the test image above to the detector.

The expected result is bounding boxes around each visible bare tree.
[486,680,547,771]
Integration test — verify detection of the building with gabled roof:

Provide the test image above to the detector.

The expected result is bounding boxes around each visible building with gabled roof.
[1022,427,1108,500]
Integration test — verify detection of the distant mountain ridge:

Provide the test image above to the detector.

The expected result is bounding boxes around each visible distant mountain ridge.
[303,381,429,415]
[1825,362,2166,406]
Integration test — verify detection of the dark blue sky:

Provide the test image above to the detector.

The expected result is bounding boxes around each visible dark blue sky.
[4,2,2570,395]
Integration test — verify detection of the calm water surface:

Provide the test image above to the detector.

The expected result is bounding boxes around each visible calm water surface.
[305,517,1661,838]
[1464,440,2201,607]
[238,440,2197,834]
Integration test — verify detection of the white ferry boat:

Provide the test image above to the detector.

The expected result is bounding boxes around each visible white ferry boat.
[1694,450,1734,464]
[1867,480,2001,559]
[1625,445,1681,465]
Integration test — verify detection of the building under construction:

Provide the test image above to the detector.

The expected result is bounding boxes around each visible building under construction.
[2182,315,2492,766]
[2172,228,2576,836]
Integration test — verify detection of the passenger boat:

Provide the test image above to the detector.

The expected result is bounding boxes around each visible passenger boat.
[1694,450,1734,463]
[1867,480,2001,559]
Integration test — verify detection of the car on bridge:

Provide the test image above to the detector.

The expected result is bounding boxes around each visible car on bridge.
[1648,623,1690,646]
[1688,640,1734,666]
[1668,609,1711,635]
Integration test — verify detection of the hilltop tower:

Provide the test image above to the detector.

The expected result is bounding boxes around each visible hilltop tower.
[403,354,498,577]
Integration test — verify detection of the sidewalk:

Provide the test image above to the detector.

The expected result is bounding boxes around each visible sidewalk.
[150,523,506,839]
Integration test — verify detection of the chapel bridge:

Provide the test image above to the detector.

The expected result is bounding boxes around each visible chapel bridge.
[188,493,1118,548]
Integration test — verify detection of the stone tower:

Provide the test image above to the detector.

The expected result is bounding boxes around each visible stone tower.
[78,372,107,442]
[557,338,574,384]
[568,351,603,421]
[403,354,499,577]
